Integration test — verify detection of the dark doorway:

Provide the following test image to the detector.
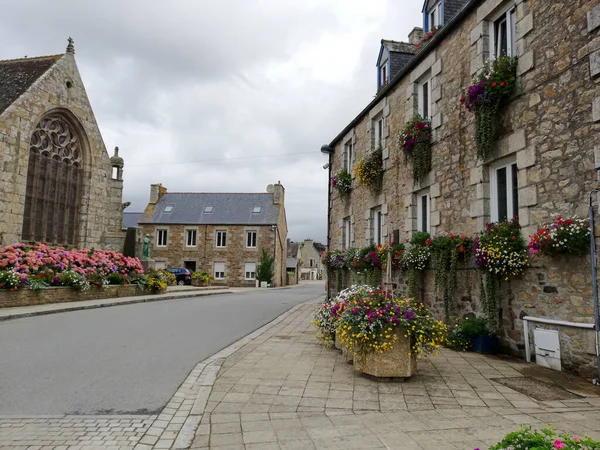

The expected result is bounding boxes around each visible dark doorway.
[184,261,197,272]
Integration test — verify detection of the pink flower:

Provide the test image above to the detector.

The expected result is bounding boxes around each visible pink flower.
[554,440,565,449]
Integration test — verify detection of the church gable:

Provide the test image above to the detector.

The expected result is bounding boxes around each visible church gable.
[0,55,61,115]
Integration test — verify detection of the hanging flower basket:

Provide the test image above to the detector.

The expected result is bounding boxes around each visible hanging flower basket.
[460,56,518,160]
[331,168,352,196]
[529,216,590,257]
[354,147,383,190]
[399,116,432,184]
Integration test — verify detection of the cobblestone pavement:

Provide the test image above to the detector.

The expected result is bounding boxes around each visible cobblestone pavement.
[4,300,600,449]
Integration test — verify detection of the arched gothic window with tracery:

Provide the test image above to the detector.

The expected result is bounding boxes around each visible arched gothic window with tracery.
[22,115,83,246]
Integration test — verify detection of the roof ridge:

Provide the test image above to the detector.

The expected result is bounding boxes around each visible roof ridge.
[0,54,63,64]
[165,192,272,195]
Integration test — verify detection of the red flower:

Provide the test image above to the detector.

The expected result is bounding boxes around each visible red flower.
[425,239,432,246]
[460,95,466,103]
[500,82,505,87]
[491,82,497,87]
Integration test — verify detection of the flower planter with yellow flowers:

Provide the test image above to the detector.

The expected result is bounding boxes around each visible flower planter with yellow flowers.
[337,287,446,379]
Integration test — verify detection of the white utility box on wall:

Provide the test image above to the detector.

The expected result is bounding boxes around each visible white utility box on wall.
[534,328,561,371]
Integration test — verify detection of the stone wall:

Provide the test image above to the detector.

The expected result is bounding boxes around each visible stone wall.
[0,285,149,309]
[140,224,284,287]
[327,0,600,375]
[0,52,124,249]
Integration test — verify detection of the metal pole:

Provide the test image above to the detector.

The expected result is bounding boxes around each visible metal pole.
[523,318,530,362]
[588,190,600,384]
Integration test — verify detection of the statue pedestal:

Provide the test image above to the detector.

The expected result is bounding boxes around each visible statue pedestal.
[142,259,156,271]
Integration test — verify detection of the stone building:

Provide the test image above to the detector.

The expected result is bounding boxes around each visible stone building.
[323,0,600,374]
[0,39,125,250]
[297,239,326,281]
[138,183,288,287]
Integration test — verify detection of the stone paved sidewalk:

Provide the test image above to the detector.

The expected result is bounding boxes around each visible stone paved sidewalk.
[188,302,600,450]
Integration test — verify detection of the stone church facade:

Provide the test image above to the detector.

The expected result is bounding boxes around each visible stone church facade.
[324,0,600,374]
[0,39,125,250]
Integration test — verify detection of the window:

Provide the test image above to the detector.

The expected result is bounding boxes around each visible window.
[370,207,384,245]
[429,2,441,31]
[22,115,83,246]
[380,63,388,86]
[373,116,384,148]
[416,191,431,233]
[491,159,519,223]
[203,206,214,213]
[342,216,352,250]
[157,229,168,247]
[216,230,227,247]
[344,140,353,172]
[186,229,197,247]
[246,230,257,248]
[163,205,174,213]
[491,7,517,58]
[252,206,262,213]
[245,262,256,280]
[418,76,432,119]
[310,259,314,267]
[214,262,225,280]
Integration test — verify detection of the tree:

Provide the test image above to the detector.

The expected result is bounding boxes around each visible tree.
[256,249,275,284]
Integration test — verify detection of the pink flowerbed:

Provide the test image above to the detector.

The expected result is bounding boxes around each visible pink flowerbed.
[0,243,143,284]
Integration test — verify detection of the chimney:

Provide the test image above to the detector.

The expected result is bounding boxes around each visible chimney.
[149,183,167,204]
[267,182,285,205]
[409,27,424,45]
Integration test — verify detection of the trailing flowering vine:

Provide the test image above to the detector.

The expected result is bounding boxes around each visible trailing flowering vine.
[354,147,383,189]
[399,115,432,183]
[331,168,352,196]
[460,56,518,159]
[402,232,431,298]
[529,216,590,256]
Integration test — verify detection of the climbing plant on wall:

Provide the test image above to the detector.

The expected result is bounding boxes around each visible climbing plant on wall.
[399,116,432,184]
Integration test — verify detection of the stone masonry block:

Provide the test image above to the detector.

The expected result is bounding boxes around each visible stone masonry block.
[409,52,437,83]
[470,24,483,46]
[517,147,536,169]
[589,4,600,32]
[432,113,442,130]
[592,50,600,79]
[477,0,504,23]
[517,207,530,226]
[404,194,413,207]
[383,105,390,117]
[431,210,441,227]
[517,51,534,75]
[382,203,388,215]
[509,129,527,152]
[470,199,485,218]
[432,86,442,103]
[519,185,538,207]
[595,146,600,169]
[383,148,389,160]
[430,183,441,198]
[470,166,484,185]
[594,97,600,123]
[476,183,487,200]
[431,59,442,77]
[382,225,388,237]
[517,14,534,38]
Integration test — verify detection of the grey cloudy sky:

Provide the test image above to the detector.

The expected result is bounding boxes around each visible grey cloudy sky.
[1,0,422,243]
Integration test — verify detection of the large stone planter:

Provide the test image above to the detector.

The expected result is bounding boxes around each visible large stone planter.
[334,332,343,350]
[353,332,417,378]
[334,333,354,363]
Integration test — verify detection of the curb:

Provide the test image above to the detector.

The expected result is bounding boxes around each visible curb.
[0,288,231,322]
[136,300,313,449]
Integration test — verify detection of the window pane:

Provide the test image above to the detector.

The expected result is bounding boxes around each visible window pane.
[497,167,508,222]
[421,195,428,232]
[511,163,519,219]
[422,82,429,118]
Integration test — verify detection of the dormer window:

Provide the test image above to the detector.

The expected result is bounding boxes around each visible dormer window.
[380,64,388,87]
[203,206,214,213]
[252,206,262,213]
[424,0,443,32]
[163,204,174,213]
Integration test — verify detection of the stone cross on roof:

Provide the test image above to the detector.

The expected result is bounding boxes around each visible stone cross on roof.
[66,37,75,54]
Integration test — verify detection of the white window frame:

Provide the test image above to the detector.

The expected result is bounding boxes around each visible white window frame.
[157,229,168,247]
[344,140,353,172]
[185,228,197,248]
[380,63,388,86]
[244,262,256,280]
[418,75,432,119]
[490,157,519,223]
[342,217,352,250]
[246,230,257,248]
[416,190,431,234]
[214,262,225,280]
[252,206,262,213]
[216,230,227,248]
[490,6,517,59]
[370,207,384,246]
[373,115,384,149]
[429,1,441,31]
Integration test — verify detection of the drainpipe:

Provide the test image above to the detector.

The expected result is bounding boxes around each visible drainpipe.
[589,189,600,384]
[321,145,333,298]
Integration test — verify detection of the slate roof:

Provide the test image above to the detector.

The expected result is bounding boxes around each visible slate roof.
[123,212,143,229]
[286,258,299,269]
[288,242,300,258]
[0,55,62,115]
[141,192,280,225]
[382,40,416,54]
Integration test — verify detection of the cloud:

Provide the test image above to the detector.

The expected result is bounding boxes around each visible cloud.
[0,0,422,242]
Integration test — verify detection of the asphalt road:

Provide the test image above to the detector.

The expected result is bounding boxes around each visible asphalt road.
[0,282,325,415]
